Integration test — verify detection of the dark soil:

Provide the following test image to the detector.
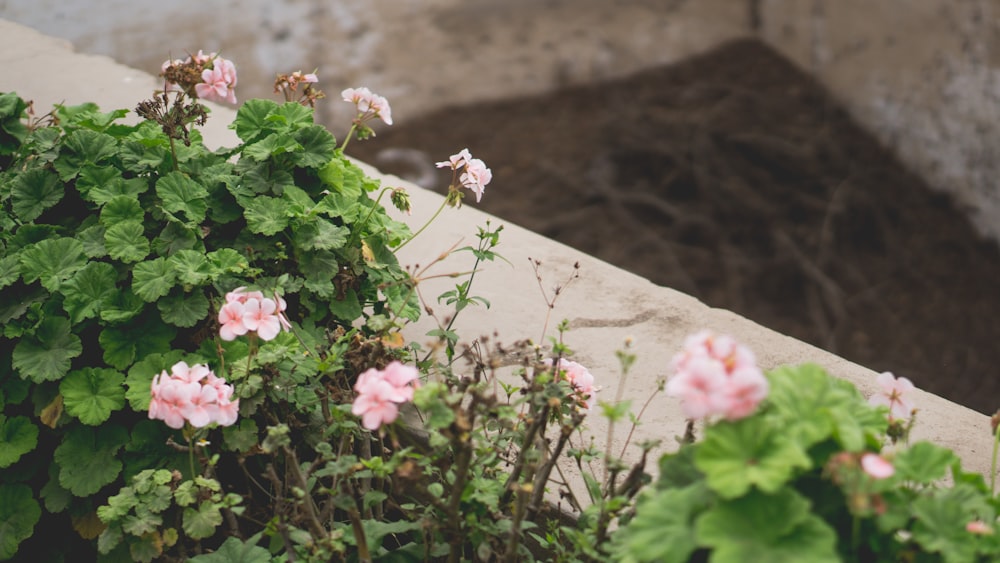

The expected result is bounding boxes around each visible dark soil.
[349,38,1000,416]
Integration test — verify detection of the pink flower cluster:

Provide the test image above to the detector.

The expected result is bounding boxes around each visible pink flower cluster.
[665,330,769,421]
[351,361,420,431]
[161,50,238,104]
[435,148,493,202]
[544,358,598,410]
[218,287,291,342]
[868,371,915,421]
[341,86,393,125]
[859,452,895,479]
[149,361,239,429]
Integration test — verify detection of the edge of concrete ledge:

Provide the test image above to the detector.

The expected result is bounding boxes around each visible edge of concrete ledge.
[1,18,992,479]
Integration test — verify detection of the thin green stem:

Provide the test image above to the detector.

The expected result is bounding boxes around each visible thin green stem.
[395,197,449,253]
[340,123,358,152]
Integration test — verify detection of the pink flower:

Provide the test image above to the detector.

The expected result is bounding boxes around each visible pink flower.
[460,158,492,202]
[195,57,238,104]
[274,292,292,331]
[967,520,994,535]
[341,86,392,125]
[666,330,768,421]
[218,301,248,341]
[242,297,282,341]
[149,362,239,429]
[544,358,598,410]
[869,372,915,421]
[351,362,420,431]
[860,453,895,479]
[436,148,472,170]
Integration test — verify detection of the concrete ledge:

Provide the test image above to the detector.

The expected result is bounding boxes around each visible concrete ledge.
[1,18,992,479]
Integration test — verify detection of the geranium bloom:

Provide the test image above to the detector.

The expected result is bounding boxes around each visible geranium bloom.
[666,330,769,421]
[195,57,238,104]
[544,358,598,410]
[967,520,994,535]
[242,297,282,341]
[351,361,420,430]
[149,362,239,429]
[218,301,248,341]
[341,86,393,125]
[868,371,915,421]
[436,149,492,203]
[860,453,895,479]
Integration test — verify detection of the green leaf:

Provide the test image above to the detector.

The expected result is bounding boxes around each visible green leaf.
[100,194,145,226]
[18,237,87,291]
[242,132,301,161]
[695,489,839,563]
[77,164,126,204]
[40,465,73,513]
[168,250,211,286]
[765,364,885,452]
[132,257,177,302]
[78,223,108,258]
[893,441,958,483]
[291,124,336,168]
[694,416,811,499]
[54,424,128,496]
[52,129,118,180]
[294,218,349,250]
[269,102,315,129]
[187,536,272,563]
[156,171,208,224]
[60,367,127,425]
[100,316,177,370]
[0,483,42,560]
[231,98,279,141]
[12,316,83,383]
[0,415,38,468]
[0,254,21,290]
[151,222,198,255]
[100,288,146,324]
[329,289,363,321]
[911,484,996,563]
[62,261,119,323]
[318,156,364,199]
[11,167,62,222]
[157,290,209,328]
[206,248,248,276]
[104,221,150,263]
[183,501,223,539]
[243,196,290,235]
[611,483,712,563]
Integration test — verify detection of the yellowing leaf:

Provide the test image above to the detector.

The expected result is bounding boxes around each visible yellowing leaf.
[71,510,106,540]
[39,394,64,429]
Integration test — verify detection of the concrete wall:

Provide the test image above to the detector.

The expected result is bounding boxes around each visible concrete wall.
[1,1,998,238]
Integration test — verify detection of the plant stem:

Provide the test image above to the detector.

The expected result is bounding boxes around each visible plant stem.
[991,422,1000,495]
[340,123,358,152]
[395,197,449,253]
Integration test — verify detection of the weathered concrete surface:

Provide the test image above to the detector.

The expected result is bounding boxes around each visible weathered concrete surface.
[758,0,1000,241]
[1,19,994,486]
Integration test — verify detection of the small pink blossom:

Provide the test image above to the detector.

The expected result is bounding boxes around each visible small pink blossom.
[195,57,238,104]
[149,362,239,429]
[435,148,472,170]
[544,358,598,410]
[341,86,393,125]
[218,301,248,341]
[242,297,282,341]
[460,158,492,202]
[351,361,420,431]
[860,453,895,479]
[966,520,994,535]
[666,330,769,421]
[869,371,916,421]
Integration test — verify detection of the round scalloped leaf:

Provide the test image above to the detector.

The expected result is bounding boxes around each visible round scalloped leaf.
[104,221,150,263]
[243,196,290,235]
[99,194,144,227]
[157,291,209,328]
[60,367,126,426]
[131,257,176,302]
[168,250,211,286]
[18,237,87,292]
[694,416,811,499]
[11,167,62,222]
[155,171,208,224]
[0,483,42,560]
[0,415,38,468]
[12,316,83,383]
[62,261,119,323]
[54,424,128,496]
[187,536,272,563]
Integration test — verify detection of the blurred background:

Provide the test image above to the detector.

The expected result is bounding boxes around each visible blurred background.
[3,0,1000,413]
